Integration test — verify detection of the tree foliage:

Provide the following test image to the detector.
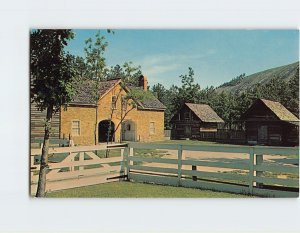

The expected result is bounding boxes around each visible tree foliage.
[30,29,76,197]
[30,29,77,111]
[150,67,299,129]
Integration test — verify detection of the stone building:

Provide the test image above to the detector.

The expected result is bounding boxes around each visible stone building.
[31,76,166,145]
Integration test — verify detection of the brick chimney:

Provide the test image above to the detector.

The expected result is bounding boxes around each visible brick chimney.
[139,75,148,91]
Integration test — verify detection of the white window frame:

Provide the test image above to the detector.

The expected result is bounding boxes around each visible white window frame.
[71,120,80,136]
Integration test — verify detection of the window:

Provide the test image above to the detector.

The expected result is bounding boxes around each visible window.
[150,122,155,135]
[72,120,80,136]
[121,96,127,111]
[112,95,117,109]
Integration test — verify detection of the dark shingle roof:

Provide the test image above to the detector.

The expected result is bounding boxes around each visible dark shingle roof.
[139,94,166,110]
[71,79,121,105]
[123,86,166,110]
[99,79,121,97]
[71,79,166,110]
[185,103,224,123]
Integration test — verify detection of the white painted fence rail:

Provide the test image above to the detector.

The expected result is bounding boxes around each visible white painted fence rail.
[126,143,299,197]
[30,144,127,195]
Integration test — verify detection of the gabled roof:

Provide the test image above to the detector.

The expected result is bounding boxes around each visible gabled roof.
[70,79,121,105]
[126,86,166,110]
[244,98,299,122]
[70,78,166,110]
[259,99,299,122]
[185,103,224,123]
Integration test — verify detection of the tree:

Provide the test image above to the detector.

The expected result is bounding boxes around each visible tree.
[111,84,154,143]
[106,62,142,86]
[151,83,167,103]
[171,67,201,112]
[286,67,299,117]
[83,31,109,144]
[84,30,108,80]
[30,29,76,197]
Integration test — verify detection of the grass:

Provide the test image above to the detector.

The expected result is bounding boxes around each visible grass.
[46,181,252,198]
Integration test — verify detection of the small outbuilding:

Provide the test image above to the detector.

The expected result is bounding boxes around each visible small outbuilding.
[170,103,224,140]
[241,98,299,146]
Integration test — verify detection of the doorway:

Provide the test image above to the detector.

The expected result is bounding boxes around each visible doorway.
[98,120,115,142]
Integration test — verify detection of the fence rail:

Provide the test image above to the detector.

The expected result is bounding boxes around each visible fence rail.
[31,142,299,197]
[126,142,299,197]
[30,144,126,194]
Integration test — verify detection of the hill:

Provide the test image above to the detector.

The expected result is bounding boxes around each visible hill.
[216,62,299,94]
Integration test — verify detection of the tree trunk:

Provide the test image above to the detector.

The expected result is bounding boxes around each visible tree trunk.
[35,105,53,197]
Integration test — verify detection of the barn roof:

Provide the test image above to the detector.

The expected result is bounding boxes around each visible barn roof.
[185,103,224,123]
[259,99,299,122]
[241,98,299,124]
[70,78,166,110]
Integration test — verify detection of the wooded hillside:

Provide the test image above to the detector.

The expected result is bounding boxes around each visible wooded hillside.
[216,62,299,94]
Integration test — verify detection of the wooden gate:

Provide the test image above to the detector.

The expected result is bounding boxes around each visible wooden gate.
[30,144,126,195]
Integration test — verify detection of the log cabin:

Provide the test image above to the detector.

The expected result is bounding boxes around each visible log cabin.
[241,98,299,146]
[170,103,224,140]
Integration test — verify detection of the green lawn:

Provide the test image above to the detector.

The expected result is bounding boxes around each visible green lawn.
[46,181,252,198]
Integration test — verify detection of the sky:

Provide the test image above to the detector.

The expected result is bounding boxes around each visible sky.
[65,29,299,88]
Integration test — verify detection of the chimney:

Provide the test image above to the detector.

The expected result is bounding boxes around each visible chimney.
[139,75,148,91]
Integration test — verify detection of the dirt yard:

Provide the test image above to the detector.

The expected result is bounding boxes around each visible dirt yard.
[141,149,291,173]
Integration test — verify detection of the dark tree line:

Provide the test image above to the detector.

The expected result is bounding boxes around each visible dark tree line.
[151,67,299,129]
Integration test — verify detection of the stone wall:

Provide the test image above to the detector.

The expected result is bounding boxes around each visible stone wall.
[60,83,165,145]
[60,105,96,145]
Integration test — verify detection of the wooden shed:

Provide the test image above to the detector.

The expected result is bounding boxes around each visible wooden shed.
[241,98,299,146]
[170,103,224,140]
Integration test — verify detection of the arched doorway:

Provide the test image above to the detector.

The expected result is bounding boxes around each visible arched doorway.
[121,120,136,141]
[98,120,115,143]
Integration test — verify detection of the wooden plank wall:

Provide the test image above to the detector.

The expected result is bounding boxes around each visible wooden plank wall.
[30,102,60,140]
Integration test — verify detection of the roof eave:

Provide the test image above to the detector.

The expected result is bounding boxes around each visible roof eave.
[67,102,97,107]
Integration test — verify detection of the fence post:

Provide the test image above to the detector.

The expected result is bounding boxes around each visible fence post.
[79,152,84,171]
[124,146,129,180]
[256,154,264,188]
[120,148,125,181]
[69,152,73,172]
[192,165,197,181]
[177,145,183,186]
[249,147,254,195]
[129,147,134,166]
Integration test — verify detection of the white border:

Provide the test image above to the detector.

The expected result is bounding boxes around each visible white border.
[0,0,300,232]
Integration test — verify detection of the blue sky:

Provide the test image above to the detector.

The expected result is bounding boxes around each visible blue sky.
[65,29,299,88]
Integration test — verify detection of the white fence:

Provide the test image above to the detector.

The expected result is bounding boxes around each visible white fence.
[30,144,126,194]
[126,143,299,197]
[31,142,299,197]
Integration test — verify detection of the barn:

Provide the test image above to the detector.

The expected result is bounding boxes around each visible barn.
[241,98,299,146]
[170,103,224,140]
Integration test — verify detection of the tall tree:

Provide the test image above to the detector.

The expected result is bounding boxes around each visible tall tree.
[30,29,76,197]
[106,62,142,86]
[171,67,201,112]
[84,31,109,144]
[84,30,108,80]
